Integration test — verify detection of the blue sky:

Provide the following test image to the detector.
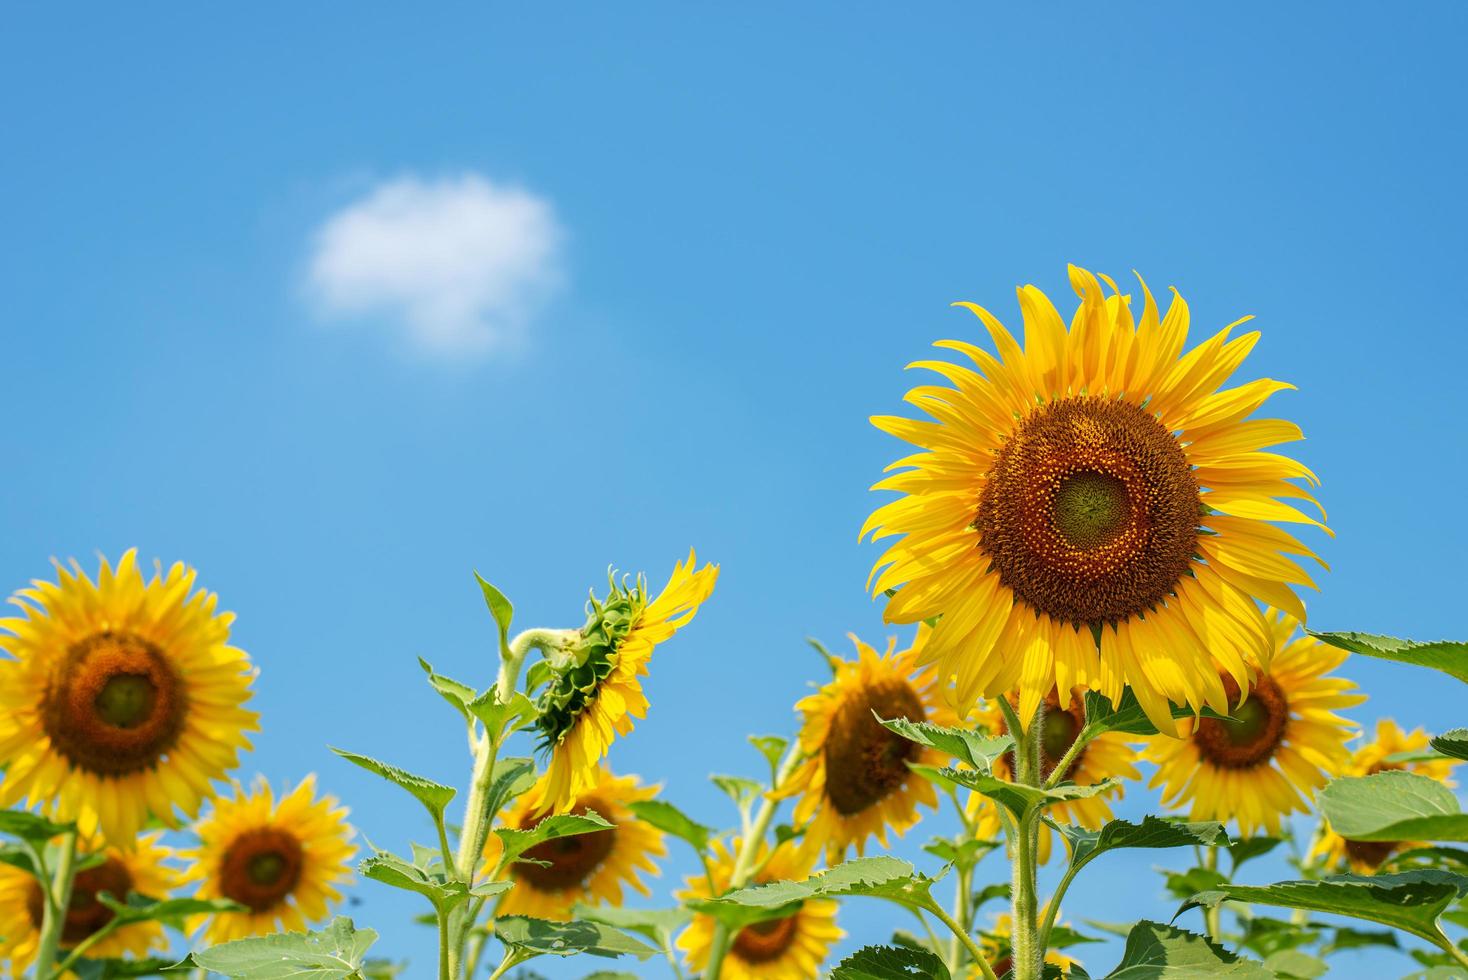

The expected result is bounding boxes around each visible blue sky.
[3,3,1466,976]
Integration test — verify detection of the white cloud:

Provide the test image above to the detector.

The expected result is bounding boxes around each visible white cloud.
[307,173,561,357]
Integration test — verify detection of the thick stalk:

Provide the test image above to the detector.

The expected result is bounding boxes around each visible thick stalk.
[1006,700,1045,980]
[703,744,803,980]
[445,627,575,979]
[929,899,999,980]
[1202,846,1222,942]
[32,827,78,980]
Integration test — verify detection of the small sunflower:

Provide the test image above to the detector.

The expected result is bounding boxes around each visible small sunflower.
[677,840,842,980]
[863,266,1328,728]
[974,912,1078,979]
[483,765,666,920]
[777,627,959,863]
[537,550,717,812]
[0,551,259,844]
[0,833,179,978]
[1311,718,1460,872]
[1148,610,1362,837]
[969,688,1141,863]
[183,775,355,944]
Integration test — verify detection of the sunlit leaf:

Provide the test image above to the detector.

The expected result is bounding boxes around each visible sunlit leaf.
[572,903,690,948]
[625,800,712,853]
[466,689,537,739]
[749,735,789,778]
[1430,728,1468,762]
[830,943,952,980]
[710,774,763,810]
[475,572,514,658]
[1260,949,1327,979]
[331,748,456,826]
[0,809,73,844]
[417,657,477,719]
[493,916,656,959]
[701,856,944,920]
[1101,921,1271,978]
[483,756,537,820]
[184,916,377,979]
[493,813,614,867]
[878,717,1012,772]
[1227,835,1284,874]
[1307,630,1468,684]
[915,765,1117,819]
[1318,771,1468,842]
[1052,816,1228,868]
[358,852,469,910]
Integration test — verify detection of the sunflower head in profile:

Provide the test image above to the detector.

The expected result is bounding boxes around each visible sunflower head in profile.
[483,765,666,921]
[1310,718,1460,872]
[968,688,1141,862]
[536,550,717,812]
[676,840,843,980]
[1148,609,1362,837]
[183,775,355,944]
[863,266,1329,729]
[777,627,958,863]
[0,551,259,844]
[0,833,179,976]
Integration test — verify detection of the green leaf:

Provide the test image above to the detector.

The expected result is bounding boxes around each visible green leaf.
[475,572,515,658]
[1234,915,1320,958]
[1320,925,1399,954]
[1078,690,1227,739]
[578,973,640,980]
[466,689,537,739]
[878,716,1012,772]
[185,916,377,979]
[1053,816,1229,867]
[417,657,477,718]
[703,856,943,915]
[1102,921,1272,978]
[358,961,409,980]
[1226,836,1284,873]
[972,882,1011,910]
[1318,771,1468,842]
[0,809,72,843]
[624,800,713,853]
[830,944,952,980]
[921,837,999,871]
[749,735,789,778]
[493,812,614,867]
[1260,949,1327,979]
[493,916,657,959]
[331,748,456,826]
[483,756,537,820]
[571,903,690,948]
[359,852,468,910]
[1393,846,1468,870]
[1163,868,1228,902]
[1307,630,1468,684]
[74,956,180,978]
[1431,728,1468,762]
[1177,872,1468,946]
[915,765,1117,819]
[710,774,763,810]
[97,893,245,928]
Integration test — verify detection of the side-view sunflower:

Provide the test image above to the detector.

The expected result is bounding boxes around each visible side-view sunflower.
[0,551,259,844]
[0,832,178,978]
[1148,609,1362,837]
[777,627,958,863]
[483,765,666,920]
[677,840,842,980]
[183,775,355,944]
[969,688,1140,862]
[1311,718,1460,872]
[536,550,717,812]
[863,266,1328,728]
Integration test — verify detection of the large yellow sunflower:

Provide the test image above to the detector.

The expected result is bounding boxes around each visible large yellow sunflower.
[482,765,666,920]
[677,840,842,980]
[1311,718,1460,872]
[183,775,355,944]
[0,833,179,978]
[1148,610,1361,836]
[0,551,259,844]
[777,627,959,863]
[537,550,717,812]
[969,688,1141,862]
[862,266,1327,727]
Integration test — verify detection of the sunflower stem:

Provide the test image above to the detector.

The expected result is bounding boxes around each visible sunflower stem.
[703,741,803,980]
[1202,845,1223,942]
[928,898,998,980]
[1008,701,1045,980]
[32,825,78,980]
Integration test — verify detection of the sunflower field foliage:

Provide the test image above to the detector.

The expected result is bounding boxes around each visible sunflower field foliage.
[3,267,1467,980]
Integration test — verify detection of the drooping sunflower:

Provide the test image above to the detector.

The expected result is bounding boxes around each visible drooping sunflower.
[863,266,1328,727]
[183,775,355,944]
[776,627,959,863]
[483,765,666,920]
[1148,609,1361,836]
[677,840,842,980]
[0,551,259,844]
[0,833,179,978]
[536,550,717,812]
[1311,718,1459,872]
[969,688,1141,862]
[974,912,1078,978]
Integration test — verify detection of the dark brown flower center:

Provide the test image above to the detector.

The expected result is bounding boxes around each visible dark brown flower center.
[823,677,927,817]
[976,396,1200,626]
[732,912,799,963]
[1192,674,1289,770]
[219,827,305,912]
[514,801,617,892]
[40,631,188,776]
[1343,838,1400,869]
[27,856,133,945]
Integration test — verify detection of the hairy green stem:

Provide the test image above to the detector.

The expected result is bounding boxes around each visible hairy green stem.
[32,827,78,980]
[704,743,803,980]
[1202,845,1222,942]
[929,899,998,980]
[1005,700,1045,980]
